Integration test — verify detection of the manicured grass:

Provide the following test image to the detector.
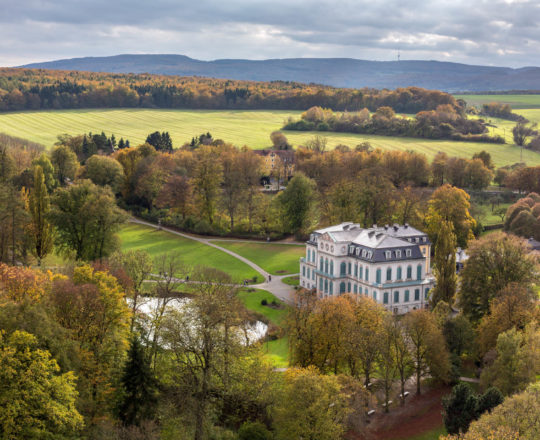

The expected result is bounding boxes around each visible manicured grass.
[392,426,446,440]
[2,108,540,166]
[237,288,288,326]
[263,337,289,368]
[455,94,540,109]
[118,223,259,282]
[210,240,304,275]
[281,275,300,286]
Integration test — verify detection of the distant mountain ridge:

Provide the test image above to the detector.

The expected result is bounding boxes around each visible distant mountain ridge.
[20,54,540,92]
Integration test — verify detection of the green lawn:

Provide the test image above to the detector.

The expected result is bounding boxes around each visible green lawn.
[209,241,304,275]
[118,223,259,282]
[263,337,289,369]
[455,94,540,109]
[2,108,540,166]
[282,275,300,286]
[237,288,290,368]
[473,202,510,226]
[237,288,288,326]
[392,426,446,440]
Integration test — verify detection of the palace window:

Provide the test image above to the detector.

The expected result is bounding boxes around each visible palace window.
[383,292,389,304]
[330,261,334,275]
[394,291,399,303]
[340,282,346,294]
[348,262,351,275]
[302,266,305,276]
[373,291,377,301]
[407,265,412,279]
[404,290,410,302]
[353,284,357,294]
[406,249,412,257]
[359,266,363,279]
[329,282,333,295]
[385,250,391,259]
[320,257,324,271]
[396,250,401,258]
[365,268,369,281]
[414,289,420,301]
[386,267,392,281]
[397,267,402,280]
[376,269,381,284]
[417,264,422,280]
[354,264,358,277]
[340,262,346,276]
[325,259,329,273]
[347,282,351,292]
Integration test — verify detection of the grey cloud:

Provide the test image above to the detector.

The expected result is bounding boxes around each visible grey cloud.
[1,0,540,67]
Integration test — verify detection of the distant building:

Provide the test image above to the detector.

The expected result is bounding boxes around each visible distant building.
[253,149,295,178]
[300,223,435,315]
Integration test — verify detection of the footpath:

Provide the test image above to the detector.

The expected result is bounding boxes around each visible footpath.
[130,218,298,303]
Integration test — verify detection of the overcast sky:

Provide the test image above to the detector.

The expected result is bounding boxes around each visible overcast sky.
[1,0,539,67]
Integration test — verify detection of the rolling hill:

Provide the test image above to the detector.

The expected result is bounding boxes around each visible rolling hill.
[20,54,540,92]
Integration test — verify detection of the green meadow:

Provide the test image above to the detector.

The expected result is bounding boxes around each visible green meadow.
[1,108,540,166]
[455,94,540,109]
[118,223,259,282]
[210,241,304,275]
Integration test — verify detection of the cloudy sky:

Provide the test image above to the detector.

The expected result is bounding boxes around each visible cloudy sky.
[1,0,539,67]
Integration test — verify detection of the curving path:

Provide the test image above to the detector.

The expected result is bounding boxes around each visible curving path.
[130,218,297,303]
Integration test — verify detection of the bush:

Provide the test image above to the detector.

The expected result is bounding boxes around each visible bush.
[237,421,272,440]
[261,299,268,306]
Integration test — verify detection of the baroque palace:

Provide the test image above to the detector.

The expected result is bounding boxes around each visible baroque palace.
[300,223,435,314]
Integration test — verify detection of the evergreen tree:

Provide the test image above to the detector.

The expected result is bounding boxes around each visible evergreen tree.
[118,138,125,149]
[430,220,457,307]
[117,337,158,426]
[443,383,478,435]
[125,139,130,148]
[28,166,54,265]
[476,387,504,415]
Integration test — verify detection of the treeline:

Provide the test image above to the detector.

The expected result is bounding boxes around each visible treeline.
[1,67,458,112]
[283,105,505,143]
[478,102,524,121]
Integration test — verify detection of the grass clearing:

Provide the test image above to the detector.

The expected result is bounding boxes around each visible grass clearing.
[118,223,259,282]
[281,275,300,286]
[262,337,289,368]
[1,108,540,166]
[391,426,446,440]
[237,288,288,327]
[209,240,303,275]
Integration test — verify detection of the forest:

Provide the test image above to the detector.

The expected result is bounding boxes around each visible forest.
[0,67,458,112]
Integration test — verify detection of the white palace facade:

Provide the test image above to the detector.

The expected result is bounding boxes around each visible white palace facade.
[299,223,435,314]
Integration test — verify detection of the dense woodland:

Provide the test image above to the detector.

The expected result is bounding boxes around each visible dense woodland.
[283,105,505,143]
[0,68,459,112]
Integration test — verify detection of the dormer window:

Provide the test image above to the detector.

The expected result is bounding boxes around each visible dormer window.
[396,250,402,258]
[356,248,360,256]
[385,251,392,259]
[367,251,373,259]
[422,237,426,242]
[362,249,367,258]
[349,245,354,254]
[405,249,412,257]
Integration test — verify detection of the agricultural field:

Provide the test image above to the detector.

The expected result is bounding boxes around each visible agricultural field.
[2,108,540,166]
[455,94,540,109]
[209,240,304,275]
[118,223,260,282]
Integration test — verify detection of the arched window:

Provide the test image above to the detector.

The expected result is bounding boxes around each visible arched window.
[325,258,329,274]
[330,260,334,275]
[340,262,346,276]
[348,262,352,274]
[354,264,358,277]
[347,282,351,292]
[383,292,389,304]
[320,257,324,271]
[417,264,422,280]
[397,267,402,280]
[376,269,381,284]
[407,265,412,279]
[340,282,346,294]
[404,290,410,302]
[386,267,392,281]
[359,266,363,279]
